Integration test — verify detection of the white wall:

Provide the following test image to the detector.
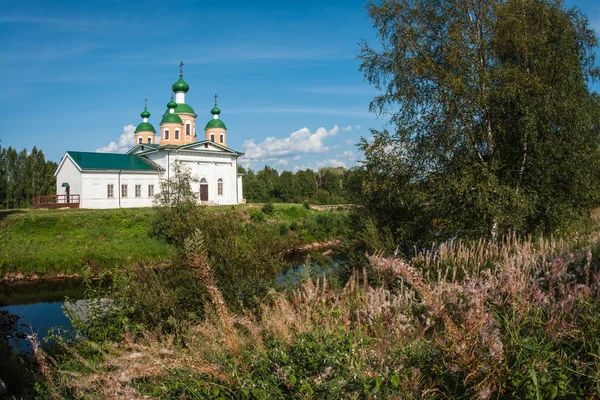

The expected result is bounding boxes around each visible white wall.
[80,171,160,209]
[55,156,82,200]
[146,149,241,205]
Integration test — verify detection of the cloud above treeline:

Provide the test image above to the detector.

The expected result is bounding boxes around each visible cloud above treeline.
[242,124,361,161]
[96,125,136,153]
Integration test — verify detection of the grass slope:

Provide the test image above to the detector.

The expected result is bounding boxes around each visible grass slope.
[0,204,342,277]
[0,208,171,277]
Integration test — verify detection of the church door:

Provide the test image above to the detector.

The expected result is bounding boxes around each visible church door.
[200,178,208,201]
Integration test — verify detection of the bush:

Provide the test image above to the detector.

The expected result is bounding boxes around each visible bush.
[261,202,275,215]
[303,201,310,210]
[248,209,265,222]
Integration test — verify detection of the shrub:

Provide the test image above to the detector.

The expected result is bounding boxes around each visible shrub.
[248,209,265,222]
[261,202,275,215]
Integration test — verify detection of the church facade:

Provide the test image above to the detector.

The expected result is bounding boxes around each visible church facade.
[54,65,244,209]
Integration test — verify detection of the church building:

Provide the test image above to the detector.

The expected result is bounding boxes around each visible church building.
[54,64,244,209]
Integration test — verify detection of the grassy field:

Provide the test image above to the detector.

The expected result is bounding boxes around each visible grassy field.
[0,204,344,278]
[0,208,172,277]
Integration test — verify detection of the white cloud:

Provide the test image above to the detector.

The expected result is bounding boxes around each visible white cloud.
[316,159,347,169]
[242,126,340,160]
[96,125,136,154]
[338,151,355,160]
[341,124,363,133]
[293,155,301,161]
[277,158,288,166]
[342,139,355,145]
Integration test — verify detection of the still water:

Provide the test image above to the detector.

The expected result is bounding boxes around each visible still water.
[0,279,85,353]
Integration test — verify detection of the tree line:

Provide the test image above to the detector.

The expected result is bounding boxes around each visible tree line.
[240,165,364,205]
[0,146,58,209]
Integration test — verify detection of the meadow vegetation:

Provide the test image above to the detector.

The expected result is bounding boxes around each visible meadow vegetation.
[36,231,600,399]
[0,204,347,278]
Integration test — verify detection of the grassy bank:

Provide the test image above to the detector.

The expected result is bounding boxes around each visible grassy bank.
[37,232,600,399]
[0,208,171,277]
[0,204,347,278]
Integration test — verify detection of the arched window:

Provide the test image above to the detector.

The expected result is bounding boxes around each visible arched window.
[175,129,180,140]
[164,129,170,140]
[147,136,152,144]
[218,178,223,195]
[200,178,207,184]
[210,133,215,142]
[220,134,224,143]
[138,137,142,144]
[186,122,191,136]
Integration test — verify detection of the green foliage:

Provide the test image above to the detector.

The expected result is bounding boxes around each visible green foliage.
[149,160,203,244]
[66,266,207,342]
[0,208,170,277]
[358,0,600,241]
[261,202,275,215]
[303,201,310,210]
[243,166,364,205]
[0,145,57,209]
[248,209,265,222]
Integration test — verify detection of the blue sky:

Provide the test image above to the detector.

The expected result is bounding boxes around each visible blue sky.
[0,0,599,172]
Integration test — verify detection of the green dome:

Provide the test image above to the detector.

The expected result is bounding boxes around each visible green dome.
[164,103,196,116]
[141,109,151,118]
[167,99,178,109]
[135,122,156,133]
[172,77,189,93]
[211,106,221,115]
[161,113,183,125]
[205,119,227,130]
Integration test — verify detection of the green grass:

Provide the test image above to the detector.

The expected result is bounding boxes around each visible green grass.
[0,208,171,277]
[0,204,345,277]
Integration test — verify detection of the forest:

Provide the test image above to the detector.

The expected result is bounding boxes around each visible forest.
[0,146,57,209]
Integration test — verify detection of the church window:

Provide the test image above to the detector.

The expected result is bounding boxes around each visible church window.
[175,129,180,140]
[218,178,223,195]
[220,134,224,143]
[164,129,170,140]
[148,184,154,197]
[147,136,152,144]
[121,184,128,198]
[210,134,215,142]
[204,143,208,148]
[138,137,142,144]
[135,185,141,198]
[200,178,207,183]
[107,184,114,198]
[186,123,191,135]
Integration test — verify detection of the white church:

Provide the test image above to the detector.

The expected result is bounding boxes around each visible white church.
[53,64,245,209]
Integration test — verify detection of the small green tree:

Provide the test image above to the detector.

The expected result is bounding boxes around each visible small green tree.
[149,160,202,244]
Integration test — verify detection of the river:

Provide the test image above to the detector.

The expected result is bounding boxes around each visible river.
[0,279,86,353]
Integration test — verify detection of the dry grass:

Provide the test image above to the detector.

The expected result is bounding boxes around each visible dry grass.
[43,233,600,398]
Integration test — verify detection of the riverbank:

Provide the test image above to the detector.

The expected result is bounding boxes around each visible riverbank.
[0,207,171,278]
[1,204,349,279]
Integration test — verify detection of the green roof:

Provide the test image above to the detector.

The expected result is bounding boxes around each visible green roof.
[172,77,189,93]
[67,151,157,171]
[135,122,156,133]
[161,113,183,124]
[164,103,196,116]
[205,119,227,130]
[211,106,221,115]
[141,109,151,118]
[167,99,177,109]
